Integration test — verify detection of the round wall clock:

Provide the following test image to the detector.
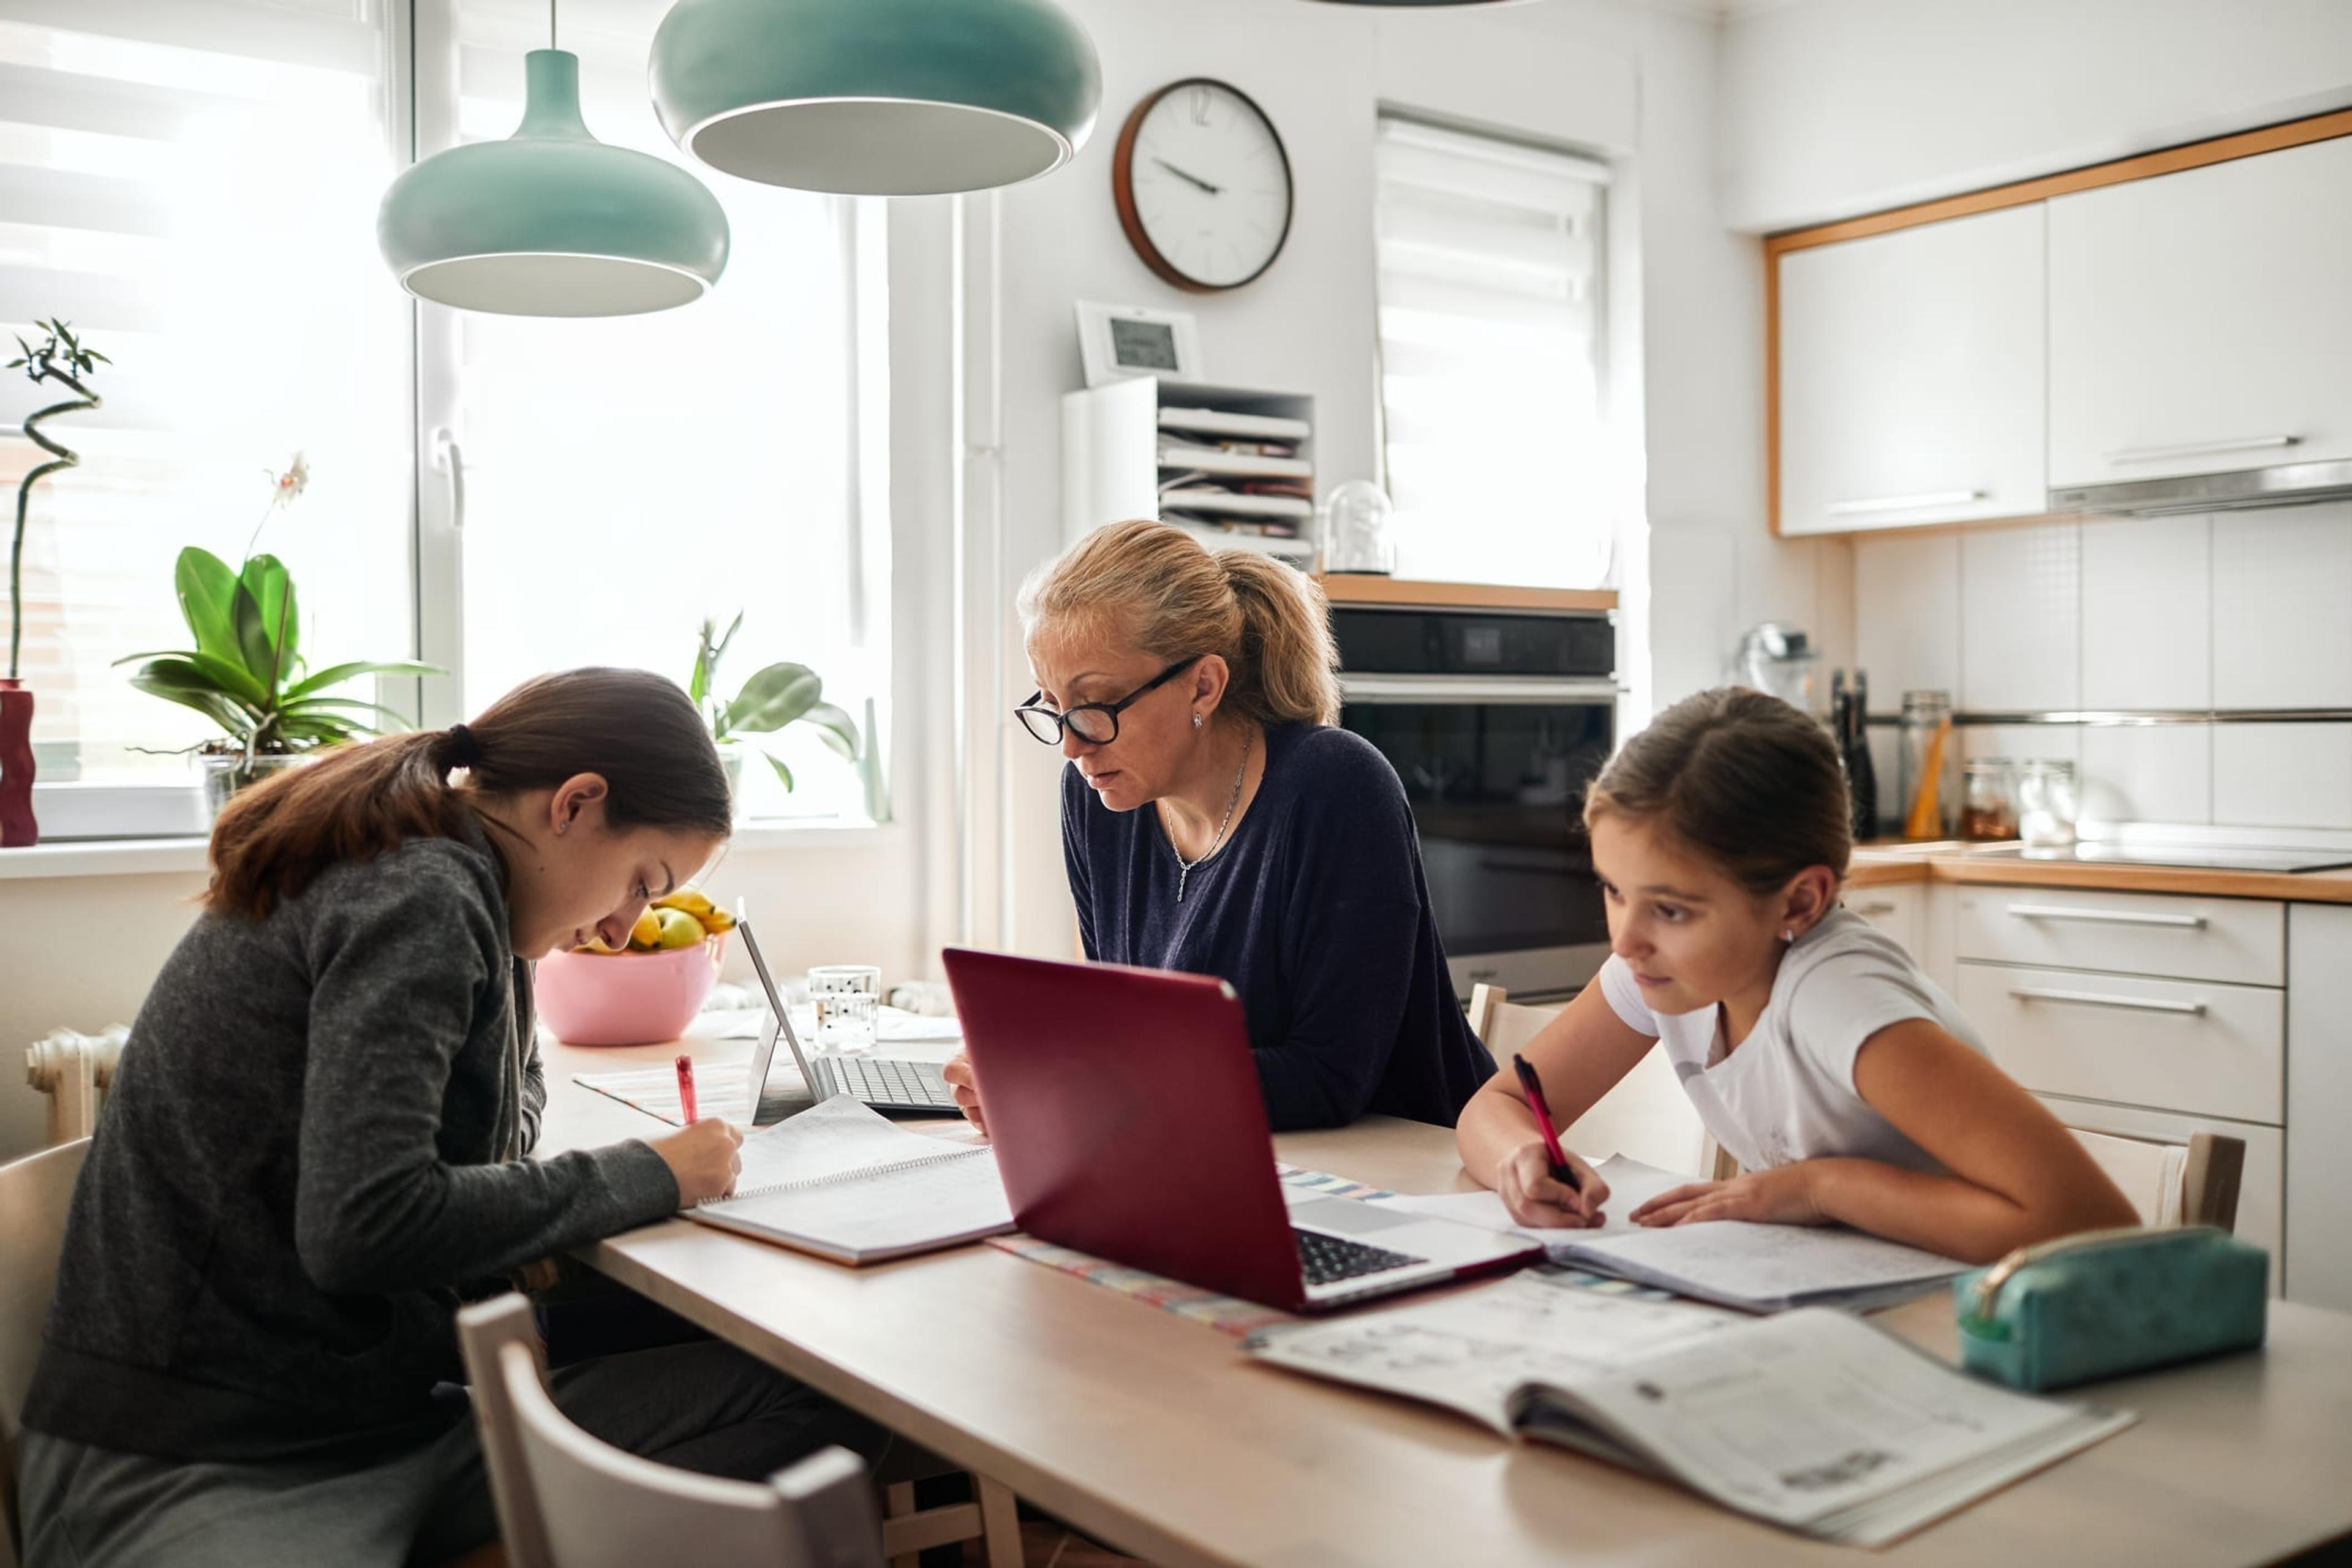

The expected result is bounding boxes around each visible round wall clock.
[1111,78,1294,292]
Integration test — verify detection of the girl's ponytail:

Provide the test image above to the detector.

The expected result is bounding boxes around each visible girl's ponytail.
[206,667,730,919]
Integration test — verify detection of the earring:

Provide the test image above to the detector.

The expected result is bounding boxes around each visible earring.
[1781,928,1795,943]
[1193,713,1204,728]
[556,822,568,835]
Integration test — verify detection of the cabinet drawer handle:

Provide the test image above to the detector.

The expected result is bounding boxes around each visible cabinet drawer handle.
[2008,986,2206,1017]
[2005,902,2207,929]
[1823,489,1985,517]
[2104,434,2298,464]
[1850,900,1899,915]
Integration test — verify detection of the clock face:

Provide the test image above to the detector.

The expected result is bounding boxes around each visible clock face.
[1114,80,1293,292]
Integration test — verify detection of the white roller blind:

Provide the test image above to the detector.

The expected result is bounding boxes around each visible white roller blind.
[0,0,410,786]
[1374,115,1613,587]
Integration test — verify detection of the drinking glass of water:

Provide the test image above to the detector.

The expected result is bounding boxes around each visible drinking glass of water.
[808,964,881,1054]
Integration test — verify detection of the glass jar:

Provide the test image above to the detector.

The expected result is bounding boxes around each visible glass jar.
[1319,480,1396,575]
[1960,758,2018,841]
[199,750,308,822]
[1896,690,1959,840]
[2016,758,2081,849]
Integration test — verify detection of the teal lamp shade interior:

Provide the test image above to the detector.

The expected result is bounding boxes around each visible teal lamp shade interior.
[379,50,730,316]
[650,0,1101,195]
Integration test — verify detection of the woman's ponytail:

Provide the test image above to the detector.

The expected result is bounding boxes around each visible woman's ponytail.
[205,667,730,920]
[1218,549,1340,726]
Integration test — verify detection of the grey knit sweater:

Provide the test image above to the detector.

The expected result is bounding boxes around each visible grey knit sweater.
[20,819,679,1462]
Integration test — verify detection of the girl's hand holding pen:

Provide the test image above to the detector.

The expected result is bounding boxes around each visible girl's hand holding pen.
[1498,1140,1608,1228]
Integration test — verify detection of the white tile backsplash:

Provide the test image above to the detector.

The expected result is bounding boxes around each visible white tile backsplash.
[2211,725,2352,831]
[1961,523,2079,711]
[2081,514,2210,710]
[2212,503,2352,709]
[1852,501,2350,833]
[2081,725,2212,826]
[1853,531,1959,704]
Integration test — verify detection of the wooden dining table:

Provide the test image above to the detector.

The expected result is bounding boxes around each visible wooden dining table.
[537,1030,2352,1567]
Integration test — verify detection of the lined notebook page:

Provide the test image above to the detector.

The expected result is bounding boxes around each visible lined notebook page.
[722,1095,974,1198]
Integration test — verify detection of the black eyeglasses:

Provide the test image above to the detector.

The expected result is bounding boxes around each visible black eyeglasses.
[1014,658,1198,746]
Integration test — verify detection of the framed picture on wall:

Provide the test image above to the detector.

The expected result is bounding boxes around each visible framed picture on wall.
[1075,300,1204,388]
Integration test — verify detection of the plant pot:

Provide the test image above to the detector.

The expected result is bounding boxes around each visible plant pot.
[718,742,747,823]
[200,750,309,823]
[0,678,36,848]
[535,938,722,1046]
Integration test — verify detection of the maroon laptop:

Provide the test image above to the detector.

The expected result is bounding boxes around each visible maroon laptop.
[941,947,1539,1313]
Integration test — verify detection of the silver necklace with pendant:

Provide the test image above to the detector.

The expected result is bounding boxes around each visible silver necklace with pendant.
[1166,729,1251,903]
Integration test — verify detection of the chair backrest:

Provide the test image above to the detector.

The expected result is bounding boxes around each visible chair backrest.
[2070,1128,2244,1234]
[456,1295,883,1568]
[0,1138,91,1568]
[1466,986,1711,1178]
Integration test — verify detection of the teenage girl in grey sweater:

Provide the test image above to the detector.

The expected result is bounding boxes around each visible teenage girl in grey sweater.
[17,668,880,1567]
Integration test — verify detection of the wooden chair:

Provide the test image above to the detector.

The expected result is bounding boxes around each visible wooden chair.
[2069,1128,2244,1232]
[456,1293,884,1568]
[0,1139,90,1568]
[1466,986,1713,1177]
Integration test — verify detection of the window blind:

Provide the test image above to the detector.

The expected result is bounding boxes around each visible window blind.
[1374,114,1613,587]
[0,0,410,788]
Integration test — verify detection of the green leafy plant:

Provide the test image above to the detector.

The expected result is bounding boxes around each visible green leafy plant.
[9,319,107,682]
[116,459,439,769]
[689,612,858,791]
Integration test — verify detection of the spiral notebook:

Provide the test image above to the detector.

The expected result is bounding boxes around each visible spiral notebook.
[684,1096,1014,1264]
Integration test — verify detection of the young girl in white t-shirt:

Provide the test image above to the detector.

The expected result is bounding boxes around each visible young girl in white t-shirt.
[1456,687,2136,1263]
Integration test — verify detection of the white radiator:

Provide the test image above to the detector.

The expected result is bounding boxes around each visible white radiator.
[24,1027,126,1146]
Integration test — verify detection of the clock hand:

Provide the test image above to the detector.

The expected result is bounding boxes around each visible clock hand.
[1152,156,1223,195]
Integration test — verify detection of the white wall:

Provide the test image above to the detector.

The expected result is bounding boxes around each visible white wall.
[1721,0,2352,231]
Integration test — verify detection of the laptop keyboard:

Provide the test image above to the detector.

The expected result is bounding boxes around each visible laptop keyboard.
[820,1055,957,1109]
[1294,1229,1427,1287]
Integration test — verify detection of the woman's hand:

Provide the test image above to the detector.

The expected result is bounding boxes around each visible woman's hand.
[941,1052,987,1139]
[1496,1141,1608,1229]
[650,1118,744,1206]
[1632,1164,1828,1229]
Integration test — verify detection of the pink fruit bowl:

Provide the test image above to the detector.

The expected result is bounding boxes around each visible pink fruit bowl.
[535,938,722,1047]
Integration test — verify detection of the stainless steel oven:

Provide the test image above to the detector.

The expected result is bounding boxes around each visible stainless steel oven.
[1333,605,1617,1004]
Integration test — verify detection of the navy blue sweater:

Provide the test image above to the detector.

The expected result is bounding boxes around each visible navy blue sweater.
[1062,723,1494,1130]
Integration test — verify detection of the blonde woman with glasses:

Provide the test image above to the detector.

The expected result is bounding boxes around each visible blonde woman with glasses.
[940,520,1496,1133]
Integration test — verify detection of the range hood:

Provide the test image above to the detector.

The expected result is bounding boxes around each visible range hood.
[2050,458,2352,516]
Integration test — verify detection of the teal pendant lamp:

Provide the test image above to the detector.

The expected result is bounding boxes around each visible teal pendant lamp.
[379,12,729,316]
[649,0,1101,196]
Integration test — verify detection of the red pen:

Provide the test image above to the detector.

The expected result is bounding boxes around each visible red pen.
[1511,1053,1583,1193]
[674,1054,698,1125]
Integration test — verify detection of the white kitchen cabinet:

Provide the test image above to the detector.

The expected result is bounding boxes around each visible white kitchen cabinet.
[1778,203,2046,535]
[2287,903,2352,1312]
[1843,883,1922,958]
[2049,134,2352,488]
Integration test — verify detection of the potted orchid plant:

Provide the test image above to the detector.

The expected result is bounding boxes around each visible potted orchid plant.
[118,456,441,818]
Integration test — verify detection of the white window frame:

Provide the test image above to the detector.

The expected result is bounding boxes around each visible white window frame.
[28,0,894,842]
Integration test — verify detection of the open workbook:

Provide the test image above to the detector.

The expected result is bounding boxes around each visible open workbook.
[1246,1273,2135,1547]
[1373,1155,1972,1313]
[684,1096,1014,1264]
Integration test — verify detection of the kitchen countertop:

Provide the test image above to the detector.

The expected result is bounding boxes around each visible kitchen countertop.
[1314,576,1616,613]
[1848,842,2352,903]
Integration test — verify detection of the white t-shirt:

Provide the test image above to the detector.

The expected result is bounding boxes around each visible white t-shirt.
[1596,908,1989,1175]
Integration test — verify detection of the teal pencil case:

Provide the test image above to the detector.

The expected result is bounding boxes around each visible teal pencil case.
[1955,1226,2267,1392]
